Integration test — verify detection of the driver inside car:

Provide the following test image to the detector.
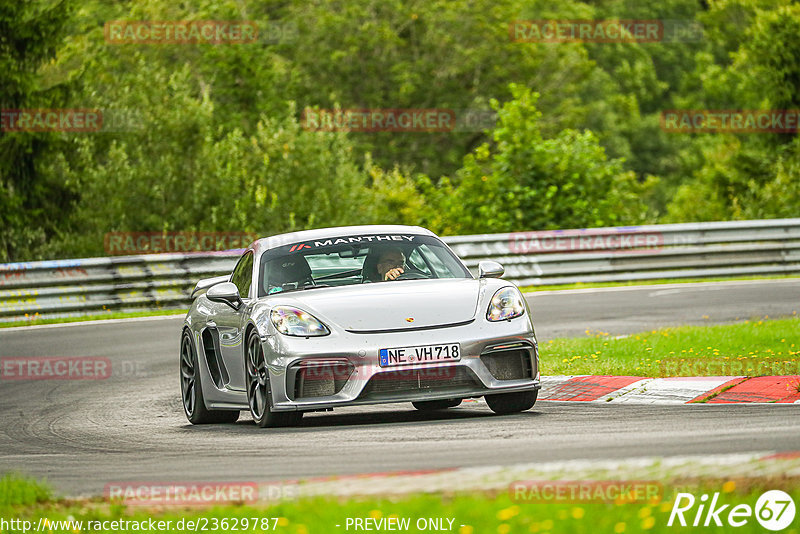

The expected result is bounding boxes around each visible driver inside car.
[377,248,406,281]
[362,246,406,282]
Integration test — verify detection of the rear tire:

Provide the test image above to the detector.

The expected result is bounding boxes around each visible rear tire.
[246,330,303,428]
[180,330,240,424]
[485,390,538,414]
[412,399,462,411]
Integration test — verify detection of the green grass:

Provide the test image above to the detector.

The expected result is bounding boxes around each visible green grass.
[0,309,186,329]
[2,474,799,534]
[0,473,51,506]
[543,316,800,377]
[520,274,800,292]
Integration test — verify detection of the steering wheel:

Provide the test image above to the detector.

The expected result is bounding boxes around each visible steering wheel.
[395,271,428,280]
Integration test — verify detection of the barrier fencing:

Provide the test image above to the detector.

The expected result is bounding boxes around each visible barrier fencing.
[2,219,798,322]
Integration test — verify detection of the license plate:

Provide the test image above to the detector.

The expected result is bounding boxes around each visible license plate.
[379,343,461,367]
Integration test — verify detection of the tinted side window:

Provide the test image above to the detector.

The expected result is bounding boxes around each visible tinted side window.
[230,251,253,298]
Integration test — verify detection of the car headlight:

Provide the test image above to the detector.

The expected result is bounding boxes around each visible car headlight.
[270,306,330,336]
[487,287,525,321]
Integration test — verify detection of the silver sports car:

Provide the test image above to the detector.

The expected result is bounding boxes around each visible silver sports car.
[180,225,541,427]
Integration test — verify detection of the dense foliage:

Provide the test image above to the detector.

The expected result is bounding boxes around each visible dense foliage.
[1,0,798,261]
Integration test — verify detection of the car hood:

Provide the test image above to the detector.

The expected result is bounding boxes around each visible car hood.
[274,278,483,332]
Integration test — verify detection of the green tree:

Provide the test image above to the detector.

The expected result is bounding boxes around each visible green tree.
[0,0,78,261]
[439,85,653,234]
[283,0,622,179]
[665,3,800,221]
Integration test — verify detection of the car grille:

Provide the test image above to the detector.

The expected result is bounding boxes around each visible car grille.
[480,349,533,380]
[359,366,479,399]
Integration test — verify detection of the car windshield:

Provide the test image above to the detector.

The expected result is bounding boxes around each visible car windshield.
[257,233,472,297]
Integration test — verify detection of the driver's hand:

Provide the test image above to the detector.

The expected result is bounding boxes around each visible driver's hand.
[384,267,404,281]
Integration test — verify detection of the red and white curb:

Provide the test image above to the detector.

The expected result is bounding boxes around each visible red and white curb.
[539,375,800,404]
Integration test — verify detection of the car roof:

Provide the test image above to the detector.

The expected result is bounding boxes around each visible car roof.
[248,225,436,255]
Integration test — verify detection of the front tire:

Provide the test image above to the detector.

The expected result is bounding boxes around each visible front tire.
[485,390,538,414]
[180,330,239,424]
[412,399,462,410]
[246,330,302,428]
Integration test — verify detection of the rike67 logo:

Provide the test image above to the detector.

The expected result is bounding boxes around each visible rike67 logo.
[668,490,796,531]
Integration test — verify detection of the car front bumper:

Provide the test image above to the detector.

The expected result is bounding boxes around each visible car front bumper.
[262,315,540,411]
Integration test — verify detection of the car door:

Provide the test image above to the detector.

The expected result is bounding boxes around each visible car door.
[214,250,253,392]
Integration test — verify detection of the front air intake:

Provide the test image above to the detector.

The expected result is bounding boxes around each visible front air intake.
[291,359,353,399]
[480,347,533,380]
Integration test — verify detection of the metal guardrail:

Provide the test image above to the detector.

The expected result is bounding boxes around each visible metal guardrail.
[0,253,240,322]
[2,218,799,322]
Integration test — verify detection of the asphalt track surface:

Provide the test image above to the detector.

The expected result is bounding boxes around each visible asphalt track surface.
[1,279,798,496]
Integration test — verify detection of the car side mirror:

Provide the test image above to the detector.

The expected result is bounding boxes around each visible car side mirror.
[478,260,505,279]
[206,282,243,310]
